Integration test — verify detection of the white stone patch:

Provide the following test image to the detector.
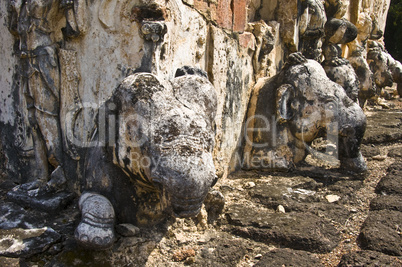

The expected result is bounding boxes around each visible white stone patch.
[0,1,17,125]
[276,205,286,213]
[325,194,341,203]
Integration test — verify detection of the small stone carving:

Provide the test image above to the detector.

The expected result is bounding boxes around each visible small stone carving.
[138,21,167,73]
[244,53,367,174]
[298,0,327,61]
[76,68,218,249]
[324,18,358,45]
[140,21,167,43]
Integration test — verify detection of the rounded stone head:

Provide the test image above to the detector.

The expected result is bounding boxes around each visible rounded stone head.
[277,58,360,143]
[110,70,218,218]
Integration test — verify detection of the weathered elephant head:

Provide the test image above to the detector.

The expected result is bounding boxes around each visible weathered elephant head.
[278,55,367,172]
[106,69,217,218]
[367,41,394,89]
[277,56,351,141]
[244,53,367,173]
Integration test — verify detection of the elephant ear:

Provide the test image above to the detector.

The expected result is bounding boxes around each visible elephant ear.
[172,73,217,125]
[276,84,295,123]
[113,73,164,106]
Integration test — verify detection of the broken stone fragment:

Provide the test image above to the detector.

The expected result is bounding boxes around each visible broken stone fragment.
[338,250,402,267]
[375,160,402,196]
[325,194,341,203]
[0,202,47,230]
[6,185,74,214]
[370,195,402,212]
[244,181,256,189]
[276,205,286,213]
[204,190,225,223]
[116,224,140,237]
[0,227,61,258]
[358,210,402,256]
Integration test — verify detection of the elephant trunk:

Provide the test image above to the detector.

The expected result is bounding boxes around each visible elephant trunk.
[151,153,216,218]
[338,103,367,173]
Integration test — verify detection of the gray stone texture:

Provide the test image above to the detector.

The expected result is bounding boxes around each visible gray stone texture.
[6,187,74,214]
[0,202,47,230]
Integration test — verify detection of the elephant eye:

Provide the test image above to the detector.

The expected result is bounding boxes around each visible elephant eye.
[325,101,337,111]
[291,100,300,111]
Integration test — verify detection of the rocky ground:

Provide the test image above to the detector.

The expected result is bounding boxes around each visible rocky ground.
[0,89,401,266]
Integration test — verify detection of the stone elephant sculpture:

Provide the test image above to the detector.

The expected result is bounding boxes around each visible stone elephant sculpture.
[367,41,402,97]
[367,41,394,91]
[75,68,218,249]
[243,53,367,174]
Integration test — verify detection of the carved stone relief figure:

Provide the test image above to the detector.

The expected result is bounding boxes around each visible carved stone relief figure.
[324,0,349,19]
[7,0,84,190]
[322,18,360,102]
[75,68,218,249]
[298,0,327,61]
[250,20,275,80]
[243,53,367,174]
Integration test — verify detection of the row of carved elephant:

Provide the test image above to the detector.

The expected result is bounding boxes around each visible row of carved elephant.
[5,0,400,251]
[298,0,401,106]
[9,38,393,250]
[73,53,372,249]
